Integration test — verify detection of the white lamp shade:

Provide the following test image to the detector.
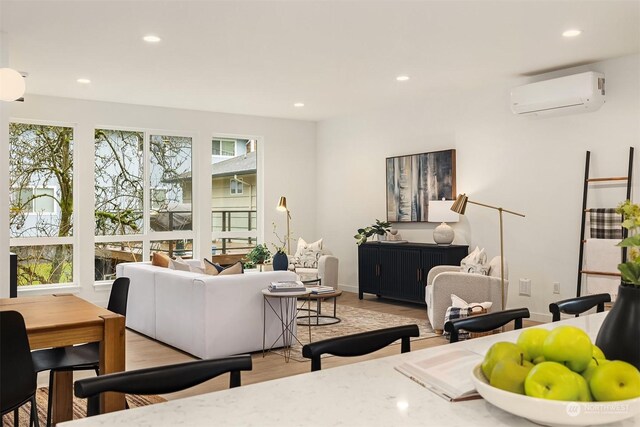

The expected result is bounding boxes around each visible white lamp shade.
[428,200,459,223]
[0,68,26,102]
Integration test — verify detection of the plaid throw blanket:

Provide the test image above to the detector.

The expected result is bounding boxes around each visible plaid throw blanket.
[443,306,473,341]
[590,208,623,239]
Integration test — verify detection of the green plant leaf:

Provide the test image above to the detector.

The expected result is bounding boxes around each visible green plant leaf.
[618,235,640,247]
[618,262,640,285]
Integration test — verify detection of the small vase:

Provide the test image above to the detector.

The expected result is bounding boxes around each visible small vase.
[272,252,289,271]
[595,284,640,370]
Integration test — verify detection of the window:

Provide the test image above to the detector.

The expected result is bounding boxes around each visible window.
[211,137,257,254]
[9,122,74,286]
[212,139,236,157]
[94,128,194,281]
[230,179,243,195]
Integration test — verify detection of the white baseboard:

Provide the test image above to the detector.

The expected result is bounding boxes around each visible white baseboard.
[339,283,358,294]
[529,311,552,323]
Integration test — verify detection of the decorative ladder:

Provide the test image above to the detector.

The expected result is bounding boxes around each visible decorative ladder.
[576,147,634,297]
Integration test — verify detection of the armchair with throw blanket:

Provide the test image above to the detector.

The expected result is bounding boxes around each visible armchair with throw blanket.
[425,251,508,333]
[287,238,339,288]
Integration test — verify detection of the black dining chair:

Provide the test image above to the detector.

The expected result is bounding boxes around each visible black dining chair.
[1,311,40,427]
[549,293,611,322]
[301,324,420,371]
[74,355,253,417]
[31,277,130,426]
[444,308,530,343]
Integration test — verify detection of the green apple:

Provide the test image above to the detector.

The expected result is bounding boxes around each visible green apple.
[571,371,593,401]
[490,355,534,394]
[533,355,546,364]
[592,345,606,360]
[582,358,610,383]
[524,361,580,401]
[517,328,550,362]
[482,342,527,380]
[589,360,640,401]
[542,326,593,372]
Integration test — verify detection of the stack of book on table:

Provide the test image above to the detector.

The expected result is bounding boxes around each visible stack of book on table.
[307,286,335,294]
[268,281,306,292]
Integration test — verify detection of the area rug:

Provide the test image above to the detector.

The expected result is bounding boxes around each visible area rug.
[2,387,165,427]
[275,304,438,362]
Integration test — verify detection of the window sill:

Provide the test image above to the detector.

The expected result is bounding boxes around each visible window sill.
[93,281,113,292]
[17,283,82,296]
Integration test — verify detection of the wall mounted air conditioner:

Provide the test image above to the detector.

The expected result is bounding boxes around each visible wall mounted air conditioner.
[511,71,605,117]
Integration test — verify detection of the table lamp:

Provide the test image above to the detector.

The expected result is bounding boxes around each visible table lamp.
[451,193,525,310]
[428,199,459,245]
[277,196,291,254]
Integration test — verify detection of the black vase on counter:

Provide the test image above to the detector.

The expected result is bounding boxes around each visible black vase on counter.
[595,284,640,370]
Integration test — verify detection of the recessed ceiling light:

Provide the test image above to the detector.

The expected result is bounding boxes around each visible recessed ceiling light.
[294,102,305,107]
[562,29,582,38]
[143,35,161,43]
[77,78,91,84]
[396,75,410,82]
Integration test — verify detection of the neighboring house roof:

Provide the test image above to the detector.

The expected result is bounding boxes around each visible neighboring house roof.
[164,150,257,182]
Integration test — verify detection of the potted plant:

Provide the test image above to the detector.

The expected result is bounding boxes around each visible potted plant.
[595,200,640,369]
[271,223,289,271]
[354,219,391,245]
[243,244,271,270]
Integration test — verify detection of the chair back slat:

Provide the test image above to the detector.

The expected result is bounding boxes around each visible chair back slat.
[444,308,530,343]
[549,293,611,322]
[107,277,130,316]
[302,324,419,371]
[74,355,252,416]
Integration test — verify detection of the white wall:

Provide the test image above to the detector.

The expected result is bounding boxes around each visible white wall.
[316,54,640,320]
[2,95,316,304]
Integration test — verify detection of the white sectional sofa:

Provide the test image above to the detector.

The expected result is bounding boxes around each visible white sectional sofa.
[116,261,298,359]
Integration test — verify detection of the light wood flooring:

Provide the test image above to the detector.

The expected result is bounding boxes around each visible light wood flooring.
[37,291,538,401]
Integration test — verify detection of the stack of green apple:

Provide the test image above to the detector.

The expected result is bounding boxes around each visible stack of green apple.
[482,326,640,402]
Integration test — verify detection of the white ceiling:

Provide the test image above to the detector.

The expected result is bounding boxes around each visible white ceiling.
[1,0,639,121]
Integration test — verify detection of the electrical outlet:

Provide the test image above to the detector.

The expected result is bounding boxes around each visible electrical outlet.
[519,278,531,296]
[553,282,560,294]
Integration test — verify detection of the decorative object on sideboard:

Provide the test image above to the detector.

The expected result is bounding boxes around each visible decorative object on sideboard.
[596,200,640,369]
[451,193,525,310]
[428,199,459,245]
[0,68,26,101]
[354,219,391,245]
[276,196,292,254]
[386,149,456,222]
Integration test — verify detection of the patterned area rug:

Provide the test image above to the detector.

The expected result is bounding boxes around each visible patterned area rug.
[272,304,437,362]
[2,387,165,427]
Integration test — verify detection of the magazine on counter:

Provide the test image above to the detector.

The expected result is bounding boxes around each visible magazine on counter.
[395,349,483,402]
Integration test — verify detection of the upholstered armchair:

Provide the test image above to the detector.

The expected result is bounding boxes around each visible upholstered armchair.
[425,256,508,333]
[289,248,339,288]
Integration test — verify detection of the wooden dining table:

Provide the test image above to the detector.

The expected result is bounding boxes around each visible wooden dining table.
[0,294,126,425]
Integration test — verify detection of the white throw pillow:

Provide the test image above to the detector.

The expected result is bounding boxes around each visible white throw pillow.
[293,238,323,269]
[460,246,489,275]
[450,294,493,312]
[169,256,191,272]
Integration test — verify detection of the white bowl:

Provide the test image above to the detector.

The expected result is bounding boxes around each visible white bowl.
[471,364,640,427]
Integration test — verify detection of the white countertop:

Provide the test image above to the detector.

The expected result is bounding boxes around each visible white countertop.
[62,312,639,427]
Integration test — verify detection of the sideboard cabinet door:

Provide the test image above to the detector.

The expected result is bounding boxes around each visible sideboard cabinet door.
[358,242,468,304]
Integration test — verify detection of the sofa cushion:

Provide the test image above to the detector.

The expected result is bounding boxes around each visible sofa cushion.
[152,252,170,268]
[169,256,191,272]
[219,261,243,276]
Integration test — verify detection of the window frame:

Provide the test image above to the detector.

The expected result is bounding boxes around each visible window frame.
[93,127,197,285]
[8,119,78,290]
